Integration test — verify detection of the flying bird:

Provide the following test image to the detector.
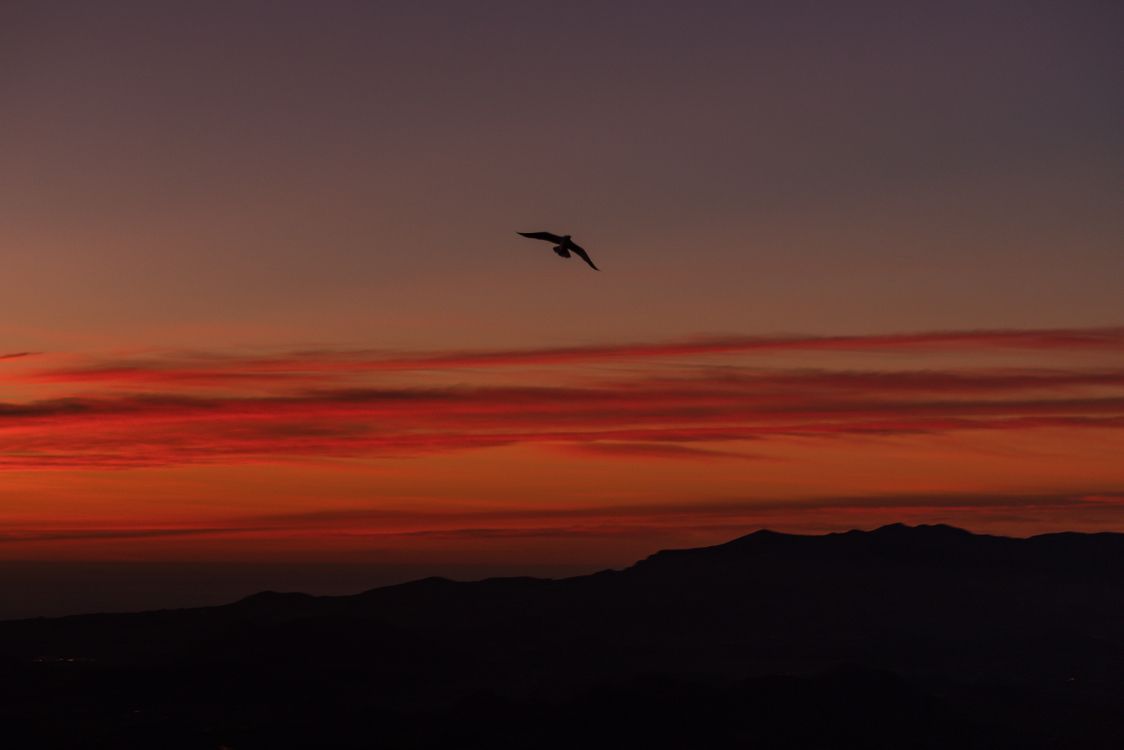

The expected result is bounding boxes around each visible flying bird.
[517,232,599,271]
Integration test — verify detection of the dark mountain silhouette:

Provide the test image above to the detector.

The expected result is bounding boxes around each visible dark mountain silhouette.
[5,523,1124,748]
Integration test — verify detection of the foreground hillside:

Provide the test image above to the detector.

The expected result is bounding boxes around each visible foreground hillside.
[5,523,1124,748]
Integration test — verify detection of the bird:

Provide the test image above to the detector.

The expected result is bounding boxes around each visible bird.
[517,232,599,271]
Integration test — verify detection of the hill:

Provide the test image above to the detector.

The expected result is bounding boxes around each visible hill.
[5,524,1124,748]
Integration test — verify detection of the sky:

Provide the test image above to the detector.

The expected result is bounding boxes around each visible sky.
[2,1,1123,616]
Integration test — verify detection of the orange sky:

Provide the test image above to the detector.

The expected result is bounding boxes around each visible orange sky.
[4,329,1124,568]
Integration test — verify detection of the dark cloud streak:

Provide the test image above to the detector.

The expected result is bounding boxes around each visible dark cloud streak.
[23,327,1124,384]
[10,491,1123,546]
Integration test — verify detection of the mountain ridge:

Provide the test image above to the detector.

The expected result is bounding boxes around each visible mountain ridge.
[10,523,1124,624]
[5,522,1124,748]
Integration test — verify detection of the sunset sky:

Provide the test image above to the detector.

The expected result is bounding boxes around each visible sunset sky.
[2,1,1122,615]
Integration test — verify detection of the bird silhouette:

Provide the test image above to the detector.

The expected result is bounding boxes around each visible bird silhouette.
[517,232,599,271]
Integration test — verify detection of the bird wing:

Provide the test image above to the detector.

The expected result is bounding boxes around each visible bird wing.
[518,231,565,243]
[567,241,599,271]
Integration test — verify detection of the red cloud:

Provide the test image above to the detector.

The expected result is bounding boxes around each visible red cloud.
[2,386,1123,470]
[3,328,1124,470]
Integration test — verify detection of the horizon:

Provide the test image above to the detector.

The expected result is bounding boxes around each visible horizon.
[1,518,1114,621]
[3,1,1122,619]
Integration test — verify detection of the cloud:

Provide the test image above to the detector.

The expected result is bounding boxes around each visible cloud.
[557,441,762,461]
[2,328,1124,470]
[268,489,1124,540]
[2,383,1123,469]
[23,327,1124,384]
[10,491,1123,547]
[244,490,1124,528]
[0,527,246,543]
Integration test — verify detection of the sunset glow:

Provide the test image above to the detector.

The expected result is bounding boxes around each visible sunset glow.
[3,2,1122,617]
[4,327,1123,567]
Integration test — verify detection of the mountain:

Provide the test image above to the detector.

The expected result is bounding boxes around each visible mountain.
[4,524,1124,748]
